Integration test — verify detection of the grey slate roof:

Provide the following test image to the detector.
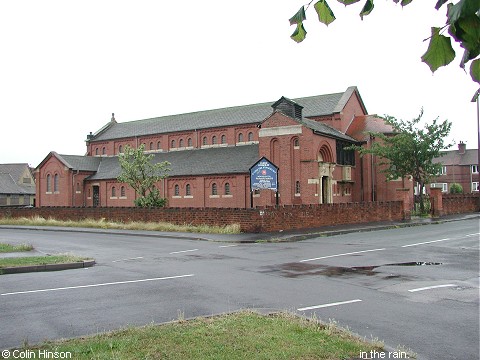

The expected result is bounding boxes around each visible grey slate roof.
[434,149,478,166]
[88,144,260,180]
[0,164,35,195]
[56,154,102,172]
[90,87,361,142]
[302,119,357,142]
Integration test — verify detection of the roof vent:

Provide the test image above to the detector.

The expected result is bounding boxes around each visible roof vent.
[271,96,303,120]
[111,113,116,123]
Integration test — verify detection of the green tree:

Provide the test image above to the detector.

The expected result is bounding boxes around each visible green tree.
[350,110,452,213]
[117,144,170,207]
[449,182,464,193]
[289,0,480,83]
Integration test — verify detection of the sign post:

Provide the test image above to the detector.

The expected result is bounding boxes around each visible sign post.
[249,157,279,208]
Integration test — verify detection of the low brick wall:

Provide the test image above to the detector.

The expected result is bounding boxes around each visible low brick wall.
[442,194,480,215]
[0,201,403,233]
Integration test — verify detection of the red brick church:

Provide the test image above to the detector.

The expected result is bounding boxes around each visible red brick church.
[36,86,412,208]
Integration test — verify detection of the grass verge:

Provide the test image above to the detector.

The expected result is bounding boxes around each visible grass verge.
[0,243,33,253]
[0,216,241,234]
[14,311,383,360]
[0,254,90,269]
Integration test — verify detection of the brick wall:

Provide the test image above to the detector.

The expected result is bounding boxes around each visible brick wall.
[0,201,404,233]
[442,194,479,215]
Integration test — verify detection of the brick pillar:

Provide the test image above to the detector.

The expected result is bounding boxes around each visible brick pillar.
[430,187,443,217]
[396,188,411,220]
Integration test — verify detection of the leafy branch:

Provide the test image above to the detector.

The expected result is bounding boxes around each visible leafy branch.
[289,0,480,83]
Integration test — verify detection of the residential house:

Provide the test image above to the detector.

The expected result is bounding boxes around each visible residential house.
[0,164,36,207]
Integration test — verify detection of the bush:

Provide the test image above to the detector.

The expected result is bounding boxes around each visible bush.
[134,188,168,207]
[449,183,463,194]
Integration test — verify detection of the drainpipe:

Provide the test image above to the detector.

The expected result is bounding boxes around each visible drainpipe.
[72,170,79,207]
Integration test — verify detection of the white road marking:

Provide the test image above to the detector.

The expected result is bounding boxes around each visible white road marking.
[169,249,199,254]
[219,244,239,248]
[298,299,362,311]
[408,284,456,293]
[464,233,480,238]
[0,274,194,297]
[402,238,451,248]
[300,248,386,262]
[112,256,144,262]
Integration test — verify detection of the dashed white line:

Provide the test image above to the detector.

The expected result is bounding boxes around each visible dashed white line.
[112,256,144,262]
[300,248,386,262]
[219,244,239,248]
[402,238,451,248]
[0,274,195,297]
[169,249,199,255]
[298,299,362,311]
[408,284,456,293]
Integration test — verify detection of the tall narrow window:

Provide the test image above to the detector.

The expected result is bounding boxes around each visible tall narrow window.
[212,183,217,195]
[120,186,126,197]
[54,174,59,192]
[119,145,123,154]
[157,141,161,150]
[188,138,192,147]
[238,133,243,142]
[203,136,208,146]
[179,139,184,148]
[95,148,99,156]
[293,138,299,147]
[150,142,154,150]
[212,136,217,145]
[186,184,191,196]
[102,147,106,155]
[76,182,80,192]
[295,181,300,194]
[248,132,253,142]
[225,182,230,195]
[171,140,176,148]
[46,174,51,192]
[111,186,116,197]
[174,184,179,196]
[472,165,479,174]
[221,135,226,144]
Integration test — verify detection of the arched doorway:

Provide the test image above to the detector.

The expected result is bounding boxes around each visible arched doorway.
[318,144,335,204]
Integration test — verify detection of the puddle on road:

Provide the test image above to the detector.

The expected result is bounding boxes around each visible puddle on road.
[260,261,442,278]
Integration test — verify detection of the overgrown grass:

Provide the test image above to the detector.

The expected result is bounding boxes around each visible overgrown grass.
[0,254,90,269]
[0,243,33,253]
[0,216,241,234]
[16,311,383,360]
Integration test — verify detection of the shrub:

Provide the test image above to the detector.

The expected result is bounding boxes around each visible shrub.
[449,183,463,194]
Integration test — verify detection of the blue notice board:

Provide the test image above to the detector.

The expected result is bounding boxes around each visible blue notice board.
[249,157,278,192]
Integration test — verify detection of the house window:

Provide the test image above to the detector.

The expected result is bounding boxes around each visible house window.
[212,183,217,195]
[118,145,123,154]
[336,141,355,166]
[178,139,183,148]
[46,174,51,193]
[472,165,479,174]
[238,133,243,142]
[186,184,191,196]
[157,141,161,150]
[120,186,126,197]
[440,166,447,175]
[102,147,106,155]
[111,186,116,197]
[54,174,59,192]
[293,138,300,148]
[174,184,180,196]
[150,142,154,150]
[248,132,253,142]
[212,136,217,145]
[472,182,479,192]
[76,182,81,193]
[187,138,192,147]
[171,140,176,148]
[225,182,230,195]
[431,183,448,192]
[95,148,99,156]
[203,136,208,146]
[221,135,226,144]
[295,181,300,194]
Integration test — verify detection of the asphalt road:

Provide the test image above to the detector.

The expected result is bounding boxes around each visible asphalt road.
[0,218,479,360]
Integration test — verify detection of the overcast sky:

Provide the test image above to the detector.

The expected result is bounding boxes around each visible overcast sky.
[1,1,478,167]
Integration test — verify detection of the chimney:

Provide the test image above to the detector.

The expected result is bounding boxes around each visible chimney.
[111,113,116,123]
[458,141,466,155]
[86,131,94,142]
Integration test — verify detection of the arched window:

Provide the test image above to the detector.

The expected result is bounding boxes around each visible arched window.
[248,132,253,142]
[46,174,51,192]
[186,184,191,196]
[174,184,179,196]
[179,139,184,148]
[212,136,217,145]
[157,141,161,150]
[295,181,301,194]
[120,186,126,197]
[76,182,80,192]
[293,137,300,147]
[221,135,226,144]
[187,138,192,147]
[118,145,123,154]
[111,186,116,197]
[212,183,217,195]
[54,174,59,192]
[225,182,230,195]
[238,133,243,142]
[171,140,176,148]
[102,147,106,155]
[203,136,208,146]
[150,142,154,150]
[95,148,99,156]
